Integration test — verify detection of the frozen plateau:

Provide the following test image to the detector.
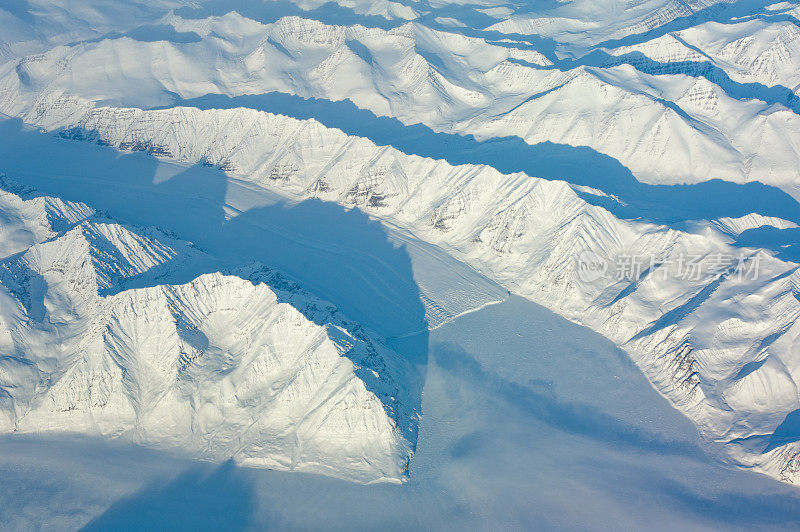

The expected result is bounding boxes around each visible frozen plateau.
[2,0,800,529]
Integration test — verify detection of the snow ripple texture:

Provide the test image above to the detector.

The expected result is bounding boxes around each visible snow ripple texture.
[0,185,414,483]
[1,0,800,484]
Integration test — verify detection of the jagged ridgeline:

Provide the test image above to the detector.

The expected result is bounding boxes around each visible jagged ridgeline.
[0,182,421,483]
[1,0,800,488]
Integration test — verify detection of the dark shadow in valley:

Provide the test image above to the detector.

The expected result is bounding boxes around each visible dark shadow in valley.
[588,459,800,527]
[432,341,705,460]
[412,0,800,69]
[84,24,204,45]
[734,226,800,263]
[174,0,404,31]
[166,93,800,241]
[0,0,34,25]
[593,0,800,51]
[0,117,428,452]
[538,50,800,116]
[82,460,257,531]
[70,3,800,120]
[764,409,800,453]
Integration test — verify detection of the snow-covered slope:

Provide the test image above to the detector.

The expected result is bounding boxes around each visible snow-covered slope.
[0,0,189,60]
[0,184,418,483]
[3,11,800,196]
[1,0,800,488]
[2,98,800,483]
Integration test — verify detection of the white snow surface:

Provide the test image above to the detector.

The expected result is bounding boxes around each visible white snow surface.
[0,184,424,483]
[3,8,800,196]
[1,0,800,498]
[4,296,800,530]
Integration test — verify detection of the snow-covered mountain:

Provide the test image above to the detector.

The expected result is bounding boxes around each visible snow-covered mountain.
[0,183,418,483]
[3,8,800,197]
[1,0,800,490]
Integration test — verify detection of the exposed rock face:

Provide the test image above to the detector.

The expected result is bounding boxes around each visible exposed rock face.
[5,94,800,483]
[3,12,800,196]
[0,186,416,483]
[1,0,800,486]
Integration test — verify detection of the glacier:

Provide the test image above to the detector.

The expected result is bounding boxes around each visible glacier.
[2,0,800,528]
